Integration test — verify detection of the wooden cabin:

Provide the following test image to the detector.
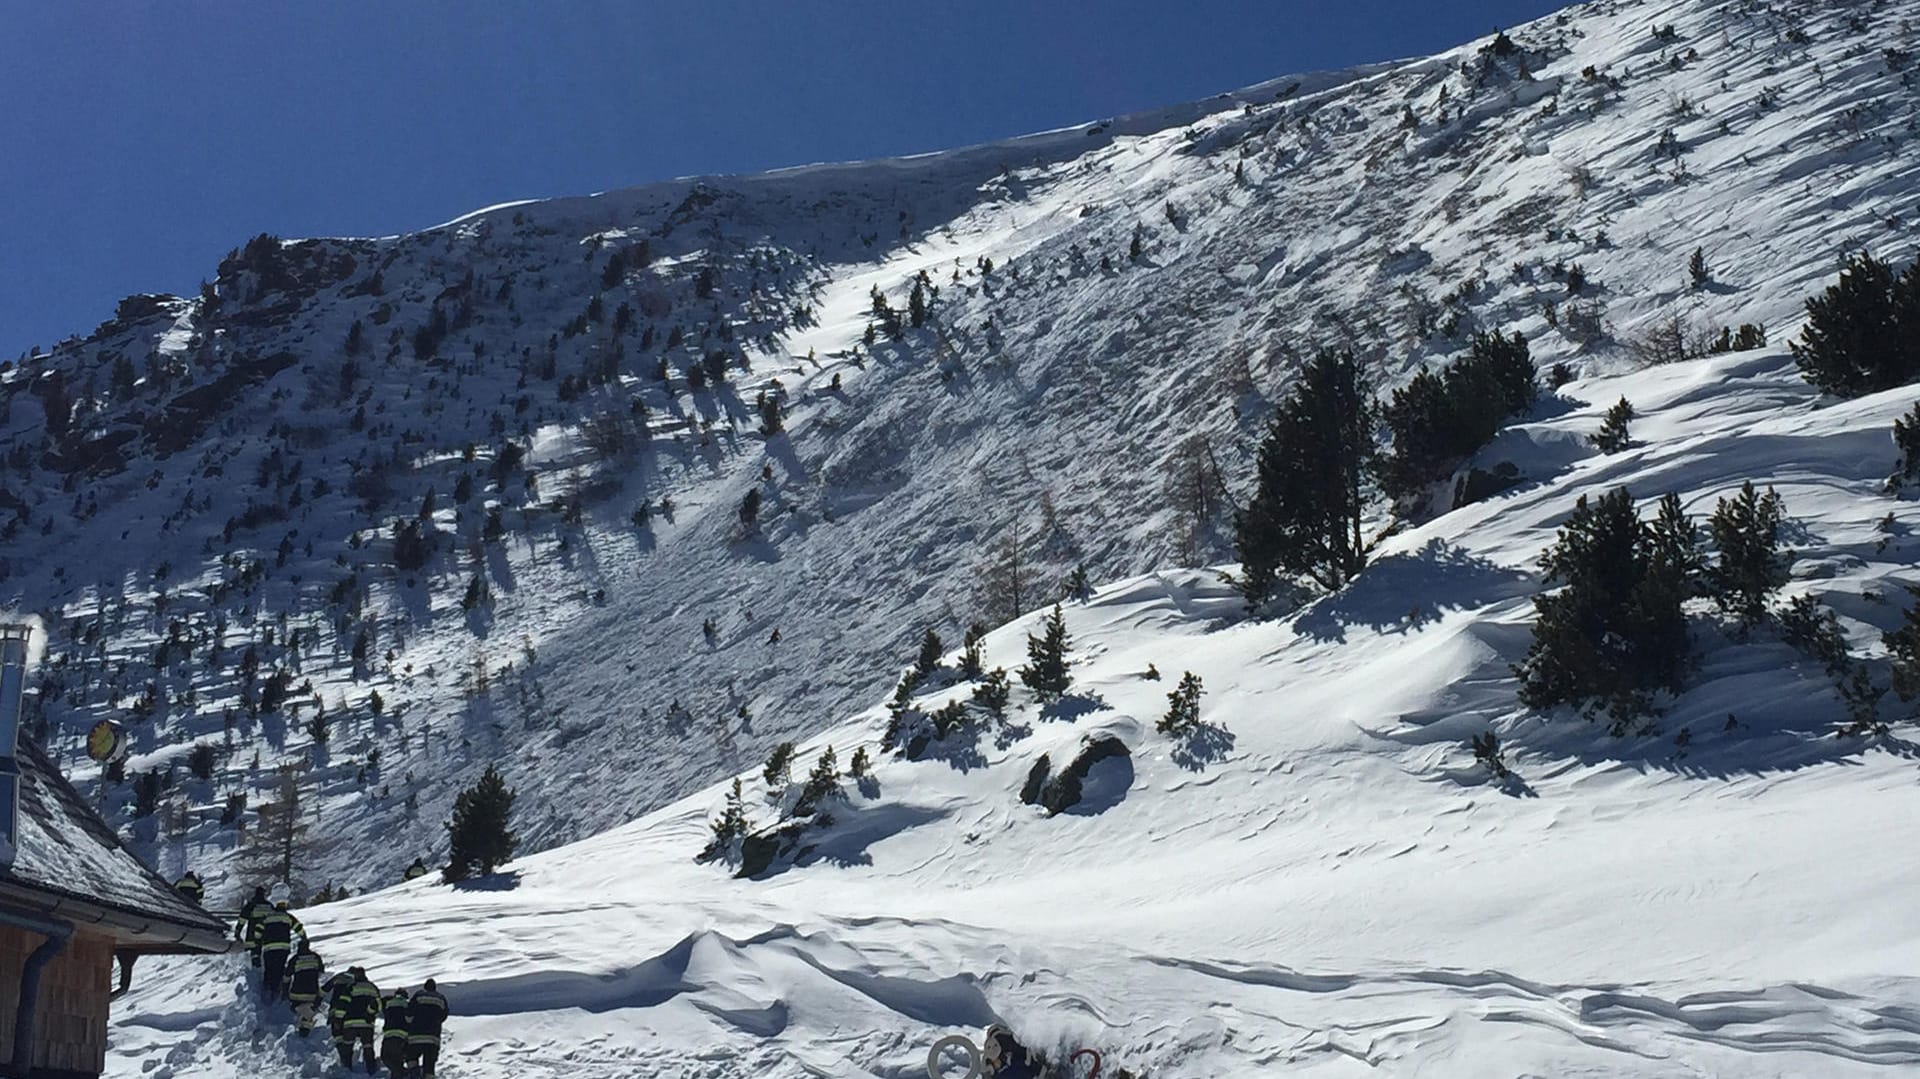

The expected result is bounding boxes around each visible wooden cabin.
[0,626,228,1077]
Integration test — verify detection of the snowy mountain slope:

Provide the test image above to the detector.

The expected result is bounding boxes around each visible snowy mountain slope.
[7,0,1920,917]
[108,341,1920,1077]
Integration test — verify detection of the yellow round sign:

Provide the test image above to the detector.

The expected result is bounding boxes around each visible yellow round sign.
[86,720,126,764]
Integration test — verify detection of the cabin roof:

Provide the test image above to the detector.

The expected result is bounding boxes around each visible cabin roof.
[0,739,227,950]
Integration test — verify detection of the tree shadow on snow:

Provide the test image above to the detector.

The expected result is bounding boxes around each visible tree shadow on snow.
[1171,723,1237,772]
[919,733,988,773]
[1292,539,1529,644]
[451,870,521,892]
[1042,691,1108,723]
[993,719,1034,750]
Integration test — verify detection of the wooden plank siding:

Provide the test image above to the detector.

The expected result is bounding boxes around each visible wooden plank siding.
[0,924,113,1076]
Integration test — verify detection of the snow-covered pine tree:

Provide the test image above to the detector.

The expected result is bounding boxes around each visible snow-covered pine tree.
[795,746,840,816]
[445,765,518,881]
[1019,604,1073,701]
[1791,253,1920,397]
[1706,481,1788,625]
[709,778,750,853]
[1234,349,1374,604]
[739,488,762,534]
[1064,564,1092,602]
[972,667,1010,717]
[762,741,796,788]
[1157,671,1204,736]
[958,622,987,679]
[915,629,944,678]
[1515,488,1691,731]
[1592,398,1634,454]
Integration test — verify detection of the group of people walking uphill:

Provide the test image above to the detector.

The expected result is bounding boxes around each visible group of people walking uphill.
[233,883,449,1076]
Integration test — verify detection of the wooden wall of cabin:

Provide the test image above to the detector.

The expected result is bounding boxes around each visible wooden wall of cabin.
[0,924,113,1076]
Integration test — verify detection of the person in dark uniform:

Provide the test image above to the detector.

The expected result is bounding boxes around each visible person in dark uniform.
[325,970,357,1066]
[404,857,429,881]
[379,987,412,1074]
[341,967,381,1073]
[406,979,449,1078]
[234,886,270,967]
[285,940,326,1035]
[255,894,304,1003]
[172,872,205,904]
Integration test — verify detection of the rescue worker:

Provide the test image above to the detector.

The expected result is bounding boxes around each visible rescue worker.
[234,885,270,967]
[173,871,205,904]
[406,978,449,1078]
[983,1024,1040,1079]
[325,970,357,1065]
[285,940,326,1036]
[256,888,304,1003]
[379,987,412,1074]
[404,857,428,881]
[341,966,381,1073]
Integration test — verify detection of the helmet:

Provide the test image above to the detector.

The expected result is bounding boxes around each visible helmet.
[268,883,291,906]
[423,978,436,991]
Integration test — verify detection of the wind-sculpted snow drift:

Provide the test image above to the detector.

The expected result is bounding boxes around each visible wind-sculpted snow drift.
[36,0,1920,1073]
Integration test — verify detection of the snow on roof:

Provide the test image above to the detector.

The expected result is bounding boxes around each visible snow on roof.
[1,739,225,943]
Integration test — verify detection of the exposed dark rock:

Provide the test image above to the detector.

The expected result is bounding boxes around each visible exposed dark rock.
[1019,755,1051,805]
[1037,735,1130,816]
[1452,462,1524,509]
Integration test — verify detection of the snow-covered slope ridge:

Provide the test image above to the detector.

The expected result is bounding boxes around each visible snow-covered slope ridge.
[114,343,1920,1077]
[7,0,1920,922]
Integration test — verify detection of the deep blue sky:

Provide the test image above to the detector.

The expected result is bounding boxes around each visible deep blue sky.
[1,1,1567,356]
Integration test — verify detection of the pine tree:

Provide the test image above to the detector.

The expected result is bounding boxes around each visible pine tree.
[368,689,384,715]
[1019,605,1073,701]
[1592,398,1634,454]
[972,667,1011,716]
[1235,349,1374,603]
[1893,403,1920,487]
[444,765,517,881]
[1791,252,1920,397]
[881,679,918,752]
[908,281,928,328]
[239,767,329,894]
[1689,247,1710,290]
[976,522,1032,626]
[1646,492,1704,595]
[710,778,750,851]
[915,629,944,678]
[1706,482,1788,625]
[1380,332,1535,500]
[1064,564,1092,602]
[757,392,784,436]
[958,623,987,679]
[1128,231,1143,261]
[739,488,761,534]
[188,742,217,780]
[1886,588,1920,705]
[1157,672,1205,736]
[1515,489,1691,731]
[762,741,796,788]
[460,573,490,611]
[1469,731,1510,777]
[795,746,841,816]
